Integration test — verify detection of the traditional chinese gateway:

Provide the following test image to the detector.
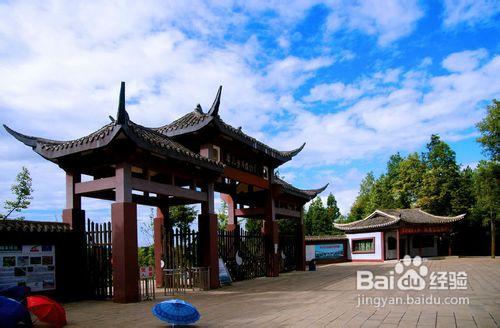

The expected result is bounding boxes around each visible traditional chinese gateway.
[334,209,465,262]
[4,83,327,303]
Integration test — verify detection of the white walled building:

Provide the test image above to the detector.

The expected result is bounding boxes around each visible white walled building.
[335,209,465,261]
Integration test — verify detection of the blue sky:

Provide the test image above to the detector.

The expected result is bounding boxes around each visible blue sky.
[0,1,499,245]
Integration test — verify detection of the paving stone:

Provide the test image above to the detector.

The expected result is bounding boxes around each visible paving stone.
[63,258,500,327]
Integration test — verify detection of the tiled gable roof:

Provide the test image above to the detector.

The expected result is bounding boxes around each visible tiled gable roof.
[0,220,71,233]
[334,209,465,232]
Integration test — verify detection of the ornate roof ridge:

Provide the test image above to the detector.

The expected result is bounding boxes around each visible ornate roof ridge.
[153,86,305,163]
[126,120,224,169]
[4,82,224,171]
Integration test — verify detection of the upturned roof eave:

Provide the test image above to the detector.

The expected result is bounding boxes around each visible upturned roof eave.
[273,176,328,201]
[3,83,224,172]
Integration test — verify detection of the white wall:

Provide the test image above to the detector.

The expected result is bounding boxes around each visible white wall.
[346,232,383,261]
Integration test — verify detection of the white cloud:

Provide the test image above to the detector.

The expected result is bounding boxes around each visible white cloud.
[0,1,497,225]
[442,49,488,72]
[304,68,402,103]
[304,82,366,102]
[275,52,499,168]
[264,56,335,91]
[443,0,500,27]
[326,0,424,46]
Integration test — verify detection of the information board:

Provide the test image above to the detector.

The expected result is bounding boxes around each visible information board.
[140,266,154,279]
[314,243,344,260]
[0,245,56,291]
[218,258,232,285]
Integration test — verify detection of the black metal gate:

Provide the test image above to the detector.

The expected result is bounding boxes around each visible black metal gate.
[279,234,297,272]
[86,219,113,299]
[218,228,266,281]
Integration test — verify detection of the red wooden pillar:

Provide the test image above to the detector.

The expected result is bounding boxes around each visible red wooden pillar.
[264,190,279,277]
[396,229,400,261]
[111,202,139,303]
[448,233,452,256]
[111,163,139,303]
[264,220,279,276]
[221,193,237,231]
[296,208,306,271]
[154,206,168,287]
[381,231,385,261]
[62,171,85,232]
[62,171,86,298]
[199,183,219,289]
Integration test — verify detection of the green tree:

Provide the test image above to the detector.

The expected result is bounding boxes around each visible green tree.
[476,99,500,161]
[278,219,297,235]
[368,175,397,211]
[349,172,375,221]
[326,193,342,223]
[418,135,461,215]
[451,166,476,216]
[244,218,262,234]
[2,167,33,220]
[218,200,229,230]
[138,246,155,267]
[304,197,329,235]
[170,205,197,230]
[373,153,405,209]
[394,152,426,208]
[475,161,500,258]
[326,193,344,234]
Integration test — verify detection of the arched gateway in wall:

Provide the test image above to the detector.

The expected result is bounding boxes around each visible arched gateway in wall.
[4,82,327,303]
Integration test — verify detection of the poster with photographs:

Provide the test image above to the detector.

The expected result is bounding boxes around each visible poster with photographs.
[0,244,56,291]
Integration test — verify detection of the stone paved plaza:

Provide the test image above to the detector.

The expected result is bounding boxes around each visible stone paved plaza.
[64,258,500,327]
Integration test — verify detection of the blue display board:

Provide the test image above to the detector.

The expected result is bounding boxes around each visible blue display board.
[314,243,344,260]
[218,258,232,285]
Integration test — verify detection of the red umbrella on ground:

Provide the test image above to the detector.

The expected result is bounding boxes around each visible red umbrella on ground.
[27,295,67,327]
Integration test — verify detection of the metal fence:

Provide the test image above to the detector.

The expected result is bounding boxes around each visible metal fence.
[218,228,266,281]
[163,267,210,294]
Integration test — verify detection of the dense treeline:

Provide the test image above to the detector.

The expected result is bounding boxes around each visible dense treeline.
[303,193,344,236]
[346,100,499,256]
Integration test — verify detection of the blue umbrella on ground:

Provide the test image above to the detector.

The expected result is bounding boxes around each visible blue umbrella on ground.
[0,295,32,328]
[152,299,200,325]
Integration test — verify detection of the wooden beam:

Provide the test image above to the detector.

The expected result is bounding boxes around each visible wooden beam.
[275,207,301,219]
[235,207,265,217]
[74,177,116,195]
[223,166,269,189]
[131,177,207,202]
